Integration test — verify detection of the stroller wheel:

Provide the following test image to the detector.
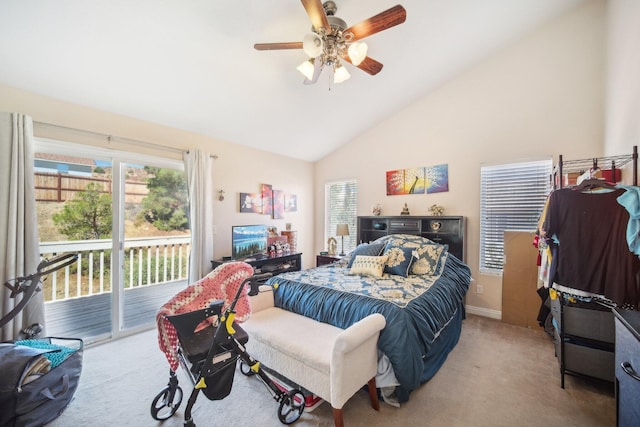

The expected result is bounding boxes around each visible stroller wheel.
[239,361,255,376]
[277,390,305,424]
[150,384,183,420]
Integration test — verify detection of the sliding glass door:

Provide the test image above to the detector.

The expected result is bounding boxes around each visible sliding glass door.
[34,139,190,343]
[34,146,115,341]
[120,162,190,331]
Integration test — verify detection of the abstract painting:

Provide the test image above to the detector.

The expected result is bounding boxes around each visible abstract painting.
[285,194,297,212]
[425,164,449,194]
[386,164,448,195]
[240,193,262,213]
[272,190,285,219]
[261,184,273,215]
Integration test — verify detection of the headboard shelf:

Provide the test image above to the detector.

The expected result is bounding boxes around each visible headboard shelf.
[357,215,466,262]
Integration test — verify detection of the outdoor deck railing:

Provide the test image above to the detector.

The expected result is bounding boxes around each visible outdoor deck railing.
[39,236,191,302]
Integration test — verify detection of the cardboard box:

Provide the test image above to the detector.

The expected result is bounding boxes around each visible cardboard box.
[563,172,581,187]
[554,172,581,187]
[501,231,543,329]
[601,168,621,183]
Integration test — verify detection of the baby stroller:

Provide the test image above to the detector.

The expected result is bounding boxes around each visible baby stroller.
[1,253,83,427]
[152,262,305,427]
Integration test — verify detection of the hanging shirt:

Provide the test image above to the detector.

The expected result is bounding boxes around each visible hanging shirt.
[542,187,640,308]
[616,185,640,255]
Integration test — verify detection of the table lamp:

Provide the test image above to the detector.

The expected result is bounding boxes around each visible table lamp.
[336,224,349,256]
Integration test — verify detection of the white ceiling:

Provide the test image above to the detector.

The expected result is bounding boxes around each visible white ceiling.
[0,0,585,162]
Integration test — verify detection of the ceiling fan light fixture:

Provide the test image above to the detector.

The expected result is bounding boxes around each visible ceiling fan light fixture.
[333,63,350,84]
[297,59,316,80]
[302,32,324,58]
[347,42,368,66]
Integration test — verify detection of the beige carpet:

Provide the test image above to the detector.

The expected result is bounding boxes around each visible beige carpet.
[46,315,615,427]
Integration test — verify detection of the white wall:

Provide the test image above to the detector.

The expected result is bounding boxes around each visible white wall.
[0,85,316,269]
[605,0,640,157]
[315,0,607,317]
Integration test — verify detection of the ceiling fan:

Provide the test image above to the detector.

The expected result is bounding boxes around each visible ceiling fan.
[254,0,407,85]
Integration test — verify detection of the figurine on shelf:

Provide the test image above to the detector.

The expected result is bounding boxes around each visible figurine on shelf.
[429,204,444,216]
[372,204,382,216]
[327,237,337,255]
[400,203,410,216]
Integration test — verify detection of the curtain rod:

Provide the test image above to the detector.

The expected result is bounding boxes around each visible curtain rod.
[34,121,218,159]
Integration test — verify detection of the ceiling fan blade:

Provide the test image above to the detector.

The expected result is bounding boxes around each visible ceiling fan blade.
[342,55,383,76]
[254,42,303,51]
[345,5,407,41]
[300,0,330,32]
[303,60,323,85]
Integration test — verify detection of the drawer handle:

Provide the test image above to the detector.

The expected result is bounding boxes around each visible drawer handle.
[621,361,640,382]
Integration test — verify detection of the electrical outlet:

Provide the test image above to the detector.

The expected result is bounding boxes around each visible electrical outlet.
[476,283,483,294]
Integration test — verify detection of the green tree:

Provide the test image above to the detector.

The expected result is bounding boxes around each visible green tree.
[53,182,112,239]
[138,167,189,231]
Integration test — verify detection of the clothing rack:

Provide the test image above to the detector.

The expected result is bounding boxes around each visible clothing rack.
[553,145,638,189]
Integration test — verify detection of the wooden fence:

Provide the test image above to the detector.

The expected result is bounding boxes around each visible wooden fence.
[34,172,148,203]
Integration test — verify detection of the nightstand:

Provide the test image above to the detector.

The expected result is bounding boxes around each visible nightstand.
[316,254,342,267]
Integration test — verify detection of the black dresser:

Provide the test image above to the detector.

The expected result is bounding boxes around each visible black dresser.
[613,308,640,426]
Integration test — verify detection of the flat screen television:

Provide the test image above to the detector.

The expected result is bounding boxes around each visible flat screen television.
[231,224,268,259]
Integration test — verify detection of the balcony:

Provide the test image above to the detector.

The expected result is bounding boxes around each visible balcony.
[40,236,190,343]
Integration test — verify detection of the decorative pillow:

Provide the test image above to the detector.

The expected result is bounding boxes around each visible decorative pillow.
[347,242,386,268]
[372,234,449,276]
[383,244,418,277]
[349,255,388,278]
[411,243,448,275]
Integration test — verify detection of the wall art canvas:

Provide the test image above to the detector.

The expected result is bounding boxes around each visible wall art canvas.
[240,193,262,213]
[272,190,285,219]
[386,168,426,195]
[425,164,449,194]
[386,169,406,195]
[285,194,297,212]
[404,167,425,194]
[261,184,273,215]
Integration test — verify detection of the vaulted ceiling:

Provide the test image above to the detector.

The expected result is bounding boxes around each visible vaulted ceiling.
[0,0,586,162]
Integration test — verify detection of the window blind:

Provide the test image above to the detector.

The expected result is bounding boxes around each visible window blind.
[480,159,551,273]
[325,180,358,254]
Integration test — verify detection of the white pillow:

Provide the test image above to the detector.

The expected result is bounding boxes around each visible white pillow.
[349,255,388,278]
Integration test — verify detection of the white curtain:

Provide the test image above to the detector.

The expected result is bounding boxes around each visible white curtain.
[0,113,43,341]
[184,149,215,284]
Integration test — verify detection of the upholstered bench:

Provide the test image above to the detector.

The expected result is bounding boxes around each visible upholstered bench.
[242,286,386,427]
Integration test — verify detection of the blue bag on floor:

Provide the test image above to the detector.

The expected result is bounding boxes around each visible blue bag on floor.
[0,337,83,427]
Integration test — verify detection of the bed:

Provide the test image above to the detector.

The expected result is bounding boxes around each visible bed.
[264,234,472,402]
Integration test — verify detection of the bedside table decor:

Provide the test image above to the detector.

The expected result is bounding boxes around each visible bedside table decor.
[327,237,337,255]
[336,224,350,256]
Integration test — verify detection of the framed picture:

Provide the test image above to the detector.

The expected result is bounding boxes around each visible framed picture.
[425,164,449,194]
[240,193,262,213]
[386,169,406,195]
[285,194,297,212]
[386,168,426,195]
[273,190,285,219]
[261,184,273,215]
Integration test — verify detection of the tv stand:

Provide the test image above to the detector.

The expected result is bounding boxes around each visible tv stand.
[211,253,302,281]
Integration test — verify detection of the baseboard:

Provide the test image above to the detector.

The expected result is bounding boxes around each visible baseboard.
[465,305,501,320]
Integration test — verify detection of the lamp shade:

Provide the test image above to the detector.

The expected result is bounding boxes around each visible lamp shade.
[333,64,350,84]
[336,224,350,236]
[297,60,315,80]
[347,42,368,66]
[302,32,323,58]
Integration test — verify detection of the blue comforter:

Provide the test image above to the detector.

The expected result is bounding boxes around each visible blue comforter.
[265,253,471,396]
